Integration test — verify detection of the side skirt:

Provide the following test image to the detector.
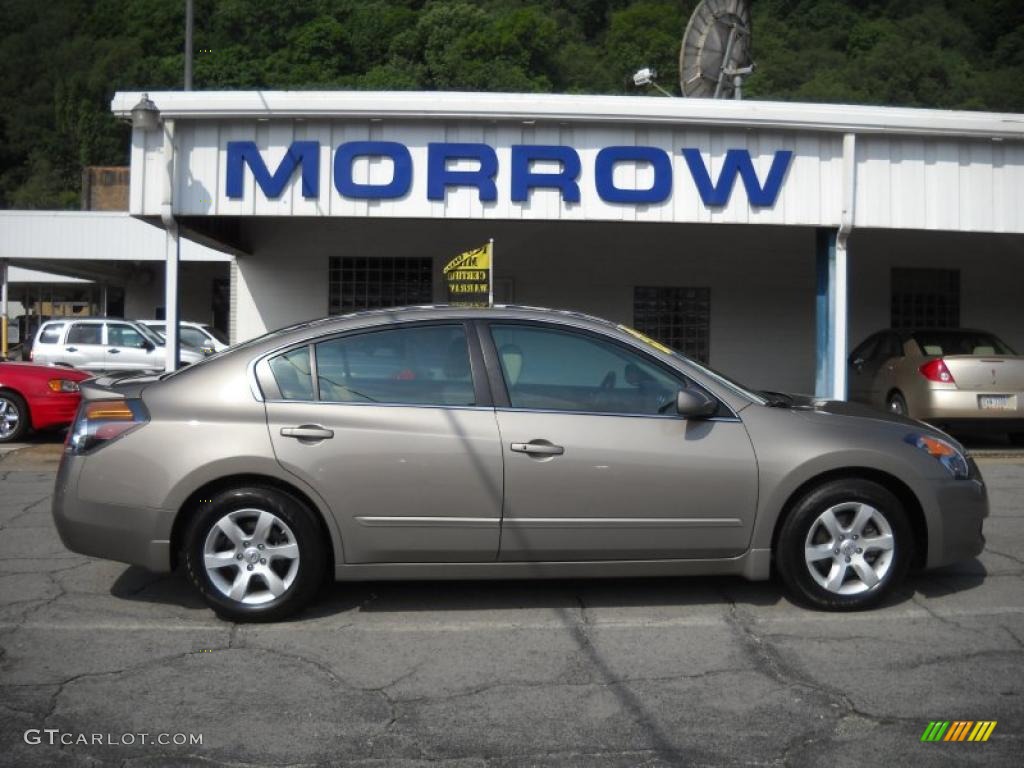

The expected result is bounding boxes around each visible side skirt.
[334,548,772,583]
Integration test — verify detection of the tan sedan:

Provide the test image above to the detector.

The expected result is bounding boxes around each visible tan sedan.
[848,329,1024,444]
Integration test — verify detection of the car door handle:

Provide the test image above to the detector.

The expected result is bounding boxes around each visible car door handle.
[510,441,564,456]
[281,425,334,440]
[108,348,121,354]
[66,346,78,353]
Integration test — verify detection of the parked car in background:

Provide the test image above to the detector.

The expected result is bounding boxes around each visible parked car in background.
[31,318,205,371]
[53,306,987,621]
[0,362,91,443]
[138,320,229,356]
[848,328,1024,444]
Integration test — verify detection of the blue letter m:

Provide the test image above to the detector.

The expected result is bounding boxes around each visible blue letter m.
[681,148,792,207]
[226,141,320,199]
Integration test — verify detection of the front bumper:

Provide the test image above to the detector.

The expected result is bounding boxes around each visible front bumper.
[923,462,988,569]
[51,452,173,572]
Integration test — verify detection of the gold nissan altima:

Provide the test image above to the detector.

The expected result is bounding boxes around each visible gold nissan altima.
[848,328,1024,444]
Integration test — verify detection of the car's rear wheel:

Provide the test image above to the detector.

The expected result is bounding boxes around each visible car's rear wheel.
[183,486,326,622]
[776,479,912,610]
[0,390,30,443]
[887,392,909,417]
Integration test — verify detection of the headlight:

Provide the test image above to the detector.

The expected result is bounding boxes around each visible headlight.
[48,379,80,393]
[905,433,969,479]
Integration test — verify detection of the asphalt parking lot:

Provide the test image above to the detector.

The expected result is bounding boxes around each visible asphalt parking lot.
[0,437,1022,767]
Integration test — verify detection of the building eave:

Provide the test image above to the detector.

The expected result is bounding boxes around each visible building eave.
[111,90,1024,140]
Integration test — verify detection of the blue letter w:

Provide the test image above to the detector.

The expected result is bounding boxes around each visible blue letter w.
[681,148,792,207]
[226,141,320,199]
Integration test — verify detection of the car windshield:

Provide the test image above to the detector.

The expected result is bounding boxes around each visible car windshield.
[912,331,1016,357]
[204,325,229,345]
[134,323,164,345]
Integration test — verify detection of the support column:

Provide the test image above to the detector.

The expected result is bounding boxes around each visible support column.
[1,258,8,360]
[815,229,849,401]
[164,226,181,371]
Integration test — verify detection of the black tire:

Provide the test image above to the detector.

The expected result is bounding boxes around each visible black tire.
[776,479,912,611]
[1009,433,1024,447]
[887,391,909,418]
[183,485,327,622]
[0,390,30,444]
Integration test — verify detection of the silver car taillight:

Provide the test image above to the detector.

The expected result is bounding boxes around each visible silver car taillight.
[67,399,149,455]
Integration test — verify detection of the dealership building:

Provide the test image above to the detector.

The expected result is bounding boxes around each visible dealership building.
[4,91,1022,397]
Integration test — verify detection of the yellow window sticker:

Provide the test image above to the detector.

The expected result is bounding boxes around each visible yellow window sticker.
[617,325,674,356]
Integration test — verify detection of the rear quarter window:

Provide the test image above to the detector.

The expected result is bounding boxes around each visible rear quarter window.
[38,324,65,344]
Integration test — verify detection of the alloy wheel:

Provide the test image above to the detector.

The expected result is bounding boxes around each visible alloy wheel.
[803,502,895,595]
[0,397,20,439]
[203,508,301,605]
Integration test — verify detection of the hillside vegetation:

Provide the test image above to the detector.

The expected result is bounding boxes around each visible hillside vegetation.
[2,0,1021,207]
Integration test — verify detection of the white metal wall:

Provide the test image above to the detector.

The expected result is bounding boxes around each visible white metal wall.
[130,119,1024,234]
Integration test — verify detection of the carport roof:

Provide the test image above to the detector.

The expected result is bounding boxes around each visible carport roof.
[111,90,1024,141]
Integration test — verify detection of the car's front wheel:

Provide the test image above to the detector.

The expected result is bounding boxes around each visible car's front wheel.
[776,479,912,610]
[183,486,327,622]
[0,390,29,443]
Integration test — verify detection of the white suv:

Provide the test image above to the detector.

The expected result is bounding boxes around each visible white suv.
[31,318,205,371]
[138,320,229,356]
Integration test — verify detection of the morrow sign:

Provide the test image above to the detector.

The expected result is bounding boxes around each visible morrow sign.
[226,141,793,207]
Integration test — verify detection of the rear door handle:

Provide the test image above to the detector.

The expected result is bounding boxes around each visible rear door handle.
[281,425,334,440]
[66,346,78,353]
[510,441,564,456]
[108,348,121,354]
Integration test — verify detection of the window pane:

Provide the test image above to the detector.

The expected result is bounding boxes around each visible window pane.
[633,286,711,363]
[39,324,64,344]
[891,268,960,329]
[67,324,102,345]
[107,324,144,347]
[180,328,208,347]
[269,347,314,401]
[316,325,474,407]
[328,256,433,314]
[490,325,681,415]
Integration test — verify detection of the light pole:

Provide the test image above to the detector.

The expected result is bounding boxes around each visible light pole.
[184,0,194,90]
[130,94,181,372]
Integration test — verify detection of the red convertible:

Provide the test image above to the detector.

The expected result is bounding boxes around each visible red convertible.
[0,362,91,443]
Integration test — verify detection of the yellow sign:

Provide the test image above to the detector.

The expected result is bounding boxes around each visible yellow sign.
[444,244,492,307]
[617,324,674,355]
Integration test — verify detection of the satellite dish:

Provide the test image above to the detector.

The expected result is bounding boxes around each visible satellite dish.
[679,0,754,99]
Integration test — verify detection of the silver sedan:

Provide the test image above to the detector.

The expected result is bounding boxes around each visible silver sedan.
[52,306,987,621]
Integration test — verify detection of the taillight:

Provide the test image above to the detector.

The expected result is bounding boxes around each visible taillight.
[919,359,955,384]
[67,399,149,455]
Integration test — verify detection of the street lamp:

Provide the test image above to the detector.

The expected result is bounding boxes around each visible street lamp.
[130,94,161,131]
[632,67,675,97]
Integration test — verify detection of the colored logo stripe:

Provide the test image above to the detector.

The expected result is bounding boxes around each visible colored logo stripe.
[921,720,996,742]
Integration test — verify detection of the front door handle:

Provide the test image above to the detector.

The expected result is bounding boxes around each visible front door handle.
[281,425,334,440]
[108,348,121,354]
[66,346,78,353]
[510,441,564,456]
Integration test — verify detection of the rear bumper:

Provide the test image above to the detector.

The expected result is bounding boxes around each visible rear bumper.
[51,453,173,572]
[924,467,988,569]
[916,389,1024,423]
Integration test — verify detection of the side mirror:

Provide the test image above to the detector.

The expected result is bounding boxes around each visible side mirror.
[140,339,155,351]
[675,388,718,419]
[849,356,864,371]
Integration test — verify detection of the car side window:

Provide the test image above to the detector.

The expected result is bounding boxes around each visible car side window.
[67,323,102,345]
[107,324,145,348]
[38,324,64,344]
[851,334,879,363]
[180,328,208,348]
[269,347,314,401]
[315,325,475,407]
[489,324,685,415]
[880,333,903,358]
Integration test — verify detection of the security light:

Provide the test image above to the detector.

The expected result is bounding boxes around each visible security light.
[130,94,160,131]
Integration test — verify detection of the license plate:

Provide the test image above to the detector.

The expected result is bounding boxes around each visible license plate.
[978,395,1015,411]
